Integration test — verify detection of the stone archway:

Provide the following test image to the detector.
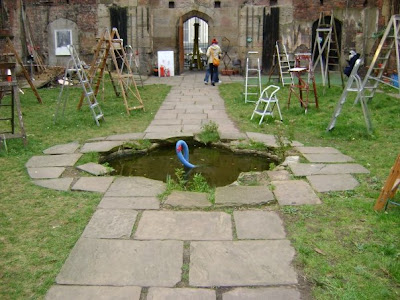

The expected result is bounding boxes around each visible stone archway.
[177,11,214,74]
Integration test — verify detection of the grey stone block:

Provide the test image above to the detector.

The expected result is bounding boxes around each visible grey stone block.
[80,141,124,153]
[222,287,301,300]
[99,196,160,210]
[82,209,138,239]
[272,180,321,205]
[234,210,286,239]
[307,174,360,192]
[302,153,354,163]
[56,239,183,286]
[189,240,297,287]
[105,177,166,197]
[147,288,216,300]
[45,285,141,300]
[71,177,114,193]
[134,211,232,240]
[290,163,369,176]
[164,191,211,208]
[26,154,82,168]
[215,185,274,206]
[27,167,65,179]
[43,142,80,154]
[295,146,341,154]
[76,162,109,176]
[34,178,73,191]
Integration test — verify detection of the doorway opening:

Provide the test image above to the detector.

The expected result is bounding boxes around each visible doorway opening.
[183,17,209,70]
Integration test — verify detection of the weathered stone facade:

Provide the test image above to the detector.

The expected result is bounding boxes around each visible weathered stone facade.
[1,0,398,75]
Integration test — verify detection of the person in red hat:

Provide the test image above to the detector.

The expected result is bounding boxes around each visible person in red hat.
[206,38,222,86]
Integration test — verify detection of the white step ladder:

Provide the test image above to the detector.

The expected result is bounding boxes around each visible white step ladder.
[357,14,400,104]
[244,51,262,103]
[275,41,293,86]
[54,45,104,126]
[251,85,283,124]
[326,58,372,131]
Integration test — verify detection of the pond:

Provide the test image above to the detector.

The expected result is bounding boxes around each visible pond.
[107,143,277,187]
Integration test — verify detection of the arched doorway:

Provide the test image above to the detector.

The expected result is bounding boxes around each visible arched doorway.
[183,17,208,70]
[177,11,213,74]
[311,16,342,67]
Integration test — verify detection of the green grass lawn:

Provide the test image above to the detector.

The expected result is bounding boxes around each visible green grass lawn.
[0,75,399,299]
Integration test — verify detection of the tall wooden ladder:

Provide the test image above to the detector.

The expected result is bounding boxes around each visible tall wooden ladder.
[79,28,144,115]
[244,51,262,103]
[55,45,105,126]
[356,14,400,104]
[326,58,372,131]
[0,62,27,146]
[275,41,293,86]
[312,11,344,88]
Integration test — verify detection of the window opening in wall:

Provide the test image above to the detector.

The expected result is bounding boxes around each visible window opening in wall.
[169,2,175,8]
[183,17,209,70]
[270,0,277,5]
[215,1,221,8]
[320,0,323,5]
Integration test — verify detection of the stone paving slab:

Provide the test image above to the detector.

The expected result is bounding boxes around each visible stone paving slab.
[272,180,322,205]
[267,170,291,181]
[56,239,183,286]
[233,210,286,240]
[105,132,145,141]
[105,177,166,197]
[143,132,193,141]
[215,185,274,206]
[71,177,114,193]
[307,174,360,192]
[76,162,109,176]
[295,146,342,154]
[290,163,370,176]
[302,153,354,163]
[222,287,301,300]
[26,154,82,168]
[98,196,160,210]
[45,285,142,300]
[245,132,277,147]
[135,211,232,240]
[219,131,247,140]
[34,178,73,191]
[80,141,124,153]
[147,287,216,300]
[189,240,297,287]
[27,167,65,179]
[82,209,138,239]
[164,191,211,208]
[43,142,80,155]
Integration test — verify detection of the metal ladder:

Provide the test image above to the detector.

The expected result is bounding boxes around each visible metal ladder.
[312,11,344,88]
[276,41,293,86]
[244,51,262,103]
[121,45,143,88]
[326,58,372,132]
[356,14,400,104]
[55,45,104,126]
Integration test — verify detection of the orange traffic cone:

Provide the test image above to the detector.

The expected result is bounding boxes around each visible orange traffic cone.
[6,69,11,82]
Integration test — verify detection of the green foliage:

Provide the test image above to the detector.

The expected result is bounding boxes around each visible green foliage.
[197,121,220,144]
[219,79,400,300]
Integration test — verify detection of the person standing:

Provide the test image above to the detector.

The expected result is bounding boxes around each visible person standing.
[206,38,222,86]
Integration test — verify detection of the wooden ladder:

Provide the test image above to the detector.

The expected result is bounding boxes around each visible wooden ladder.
[78,28,144,114]
[0,62,27,146]
[374,154,400,211]
[312,11,344,88]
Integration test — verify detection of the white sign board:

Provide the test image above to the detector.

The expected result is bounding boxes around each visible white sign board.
[55,30,72,56]
[158,51,174,77]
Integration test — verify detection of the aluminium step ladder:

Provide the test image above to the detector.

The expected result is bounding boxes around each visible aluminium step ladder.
[54,45,104,126]
[326,58,372,132]
[312,11,344,88]
[275,41,293,86]
[243,51,262,103]
[121,45,143,88]
[356,14,400,104]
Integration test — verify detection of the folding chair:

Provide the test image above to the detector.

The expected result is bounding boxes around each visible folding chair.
[251,85,283,124]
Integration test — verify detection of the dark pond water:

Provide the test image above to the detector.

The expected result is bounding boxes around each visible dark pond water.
[108,145,275,187]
